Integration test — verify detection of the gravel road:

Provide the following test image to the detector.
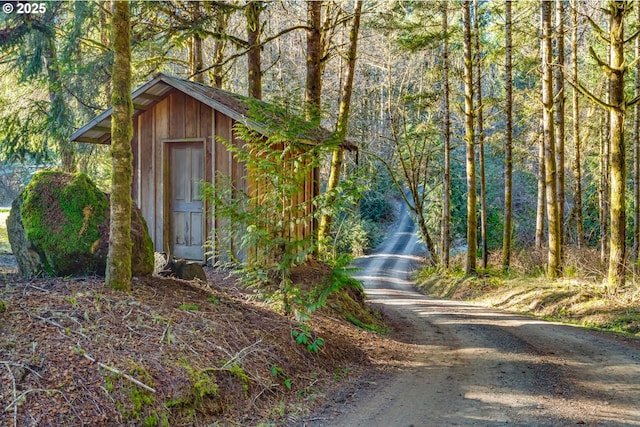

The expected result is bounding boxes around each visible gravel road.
[306,201,640,426]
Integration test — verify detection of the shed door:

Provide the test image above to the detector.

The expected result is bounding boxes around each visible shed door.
[169,143,204,261]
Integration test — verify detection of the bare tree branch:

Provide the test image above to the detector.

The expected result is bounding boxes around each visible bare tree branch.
[192,25,310,80]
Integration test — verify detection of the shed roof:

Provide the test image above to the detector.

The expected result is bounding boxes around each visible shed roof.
[70,73,356,150]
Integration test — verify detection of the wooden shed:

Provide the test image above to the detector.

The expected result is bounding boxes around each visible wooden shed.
[71,73,336,263]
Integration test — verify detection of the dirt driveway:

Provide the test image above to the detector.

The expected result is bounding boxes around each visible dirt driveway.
[302,202,640,426]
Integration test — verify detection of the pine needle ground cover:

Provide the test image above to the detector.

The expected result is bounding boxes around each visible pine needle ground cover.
[0,266,405,426]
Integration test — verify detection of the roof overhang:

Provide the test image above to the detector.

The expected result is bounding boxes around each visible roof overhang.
[70,73,357,151]
[70,73,255,144]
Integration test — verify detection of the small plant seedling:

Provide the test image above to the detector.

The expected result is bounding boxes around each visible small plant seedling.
[179,304,199,311]
[291,324,324,354]
[270,364,292,390]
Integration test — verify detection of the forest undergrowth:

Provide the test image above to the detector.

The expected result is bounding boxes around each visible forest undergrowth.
[416,247,640,337]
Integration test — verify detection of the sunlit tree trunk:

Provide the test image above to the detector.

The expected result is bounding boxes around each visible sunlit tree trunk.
[503,0,513,269]
[106,0,133,291]
[246,1,262,99]
[600,115,609,263]
[441,0,452,269]
[542,0,561,278]
[535,124,546,249]
[463,0,477,275]
[100,0,111,99]
[317,0,362,256]
[571,0,584,248]
[607,0,627,289]
[474,0,487,269]
[634,0,640,273]
[554,0,565,259]
[602,41,611,264]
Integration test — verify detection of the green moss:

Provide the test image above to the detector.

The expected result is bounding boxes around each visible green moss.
[135,212,155,276]
[228,364,250,394]
[110,362,159,423]
[21,171,108,275]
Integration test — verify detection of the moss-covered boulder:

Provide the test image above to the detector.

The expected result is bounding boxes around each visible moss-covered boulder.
[7,171,154,278]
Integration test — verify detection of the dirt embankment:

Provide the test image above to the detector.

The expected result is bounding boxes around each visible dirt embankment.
[0,262,408,427]
[417,268,640,338]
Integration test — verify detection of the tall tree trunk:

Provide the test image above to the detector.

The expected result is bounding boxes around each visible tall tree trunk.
[317,0,362,256]
[100,0,111,99]
[554,0,565,259]
[634,0,640,274]
[211,12,229,88]
[503,0,513,269]
[43,37,74,172]
[106,0,133,291]
[535,123,546,249]
[188,2,204,84]
[542,0,561,278]
[306,0,323,244]
[441,0,452,269]
[246,1,262,99]
[602,39,612,264]
[474,0,487,269]
[189,33,204,83]
[600,115,609,263]
[463,0,477,275]
[607,0,627,289]
[306,0,323,126]
[571,0,584,248]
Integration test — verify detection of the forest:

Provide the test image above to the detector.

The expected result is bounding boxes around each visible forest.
[3,1,640,425]
[1,0,640,288]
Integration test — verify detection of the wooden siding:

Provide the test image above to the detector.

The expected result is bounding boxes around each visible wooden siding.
[131,116,139,203]
[212,110,234,262]
[133,89,313,263]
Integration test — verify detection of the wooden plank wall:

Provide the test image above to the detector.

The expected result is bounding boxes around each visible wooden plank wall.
[154,95,169,251]
[213,110,233,262]
[231,130,246,261]
[134,88,315,263]
[138,103,155,244]
[130,116,139,203]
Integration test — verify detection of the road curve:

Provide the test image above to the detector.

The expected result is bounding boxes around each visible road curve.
[311,201,640,426]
